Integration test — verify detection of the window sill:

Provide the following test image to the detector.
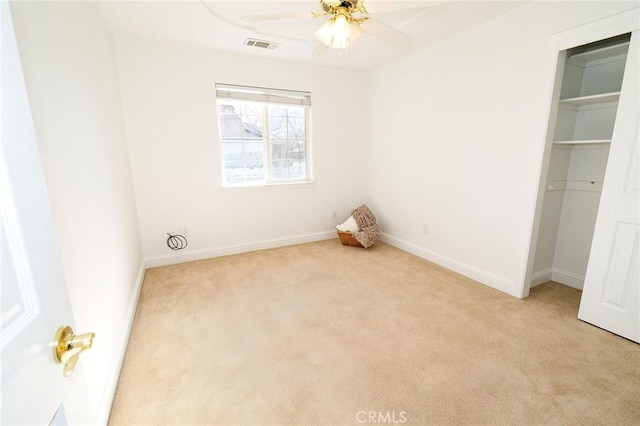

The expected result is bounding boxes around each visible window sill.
[220,180,316,192]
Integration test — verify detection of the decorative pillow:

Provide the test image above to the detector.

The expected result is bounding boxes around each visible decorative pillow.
[336,215,359,233]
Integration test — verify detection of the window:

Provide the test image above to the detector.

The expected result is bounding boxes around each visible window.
[215,83,312,187]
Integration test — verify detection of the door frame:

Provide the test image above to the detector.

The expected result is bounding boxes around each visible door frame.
[522,7,640,298]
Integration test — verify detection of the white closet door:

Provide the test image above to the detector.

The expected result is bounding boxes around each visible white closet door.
[578,31,639,343]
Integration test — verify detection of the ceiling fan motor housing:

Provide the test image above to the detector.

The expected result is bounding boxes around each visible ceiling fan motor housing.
[321,0,366,16]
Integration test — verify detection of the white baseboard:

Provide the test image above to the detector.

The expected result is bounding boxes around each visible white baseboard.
[144,230,337,268]
[529,268,584,290]
[530,269,552,287]
[95,262,146,425]
[551,268,584,290]
[379,232,519,298]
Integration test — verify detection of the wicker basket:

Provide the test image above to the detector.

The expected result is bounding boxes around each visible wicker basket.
[337,230,364,248]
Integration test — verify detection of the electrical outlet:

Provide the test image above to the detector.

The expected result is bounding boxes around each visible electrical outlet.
[332,211,338,220]
[422,224,429,235]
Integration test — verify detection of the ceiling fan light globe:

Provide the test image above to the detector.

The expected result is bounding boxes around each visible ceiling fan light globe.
[332,13,351,39]
[327,13,351,49]
[330,36,350,50]
[315,14,352,50]
[315,19,335,46]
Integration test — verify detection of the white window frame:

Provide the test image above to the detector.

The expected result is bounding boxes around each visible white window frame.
[215,83,313,188]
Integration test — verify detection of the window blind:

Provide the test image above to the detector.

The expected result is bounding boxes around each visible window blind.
[215,83,311,106]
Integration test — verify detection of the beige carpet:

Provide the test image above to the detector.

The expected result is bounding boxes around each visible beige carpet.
[109,240,640,425]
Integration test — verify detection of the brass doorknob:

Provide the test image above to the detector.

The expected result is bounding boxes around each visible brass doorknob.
[52,325,95,377]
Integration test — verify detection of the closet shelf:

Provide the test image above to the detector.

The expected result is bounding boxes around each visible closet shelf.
[568,41,630,64]
[559,92,620,106]
[554,139,611,145]
[546,180,604,193]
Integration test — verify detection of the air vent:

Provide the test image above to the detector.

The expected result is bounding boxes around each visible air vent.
[244,38,279,50]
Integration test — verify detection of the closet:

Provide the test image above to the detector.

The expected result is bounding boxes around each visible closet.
[532,34,631,290]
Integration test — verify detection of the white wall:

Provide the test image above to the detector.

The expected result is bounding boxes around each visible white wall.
[365,1,638,297]
[540,144,611,288]
[533,144,610,289]
[112,36,367,263]
[531,146,570,284]
[10,1,143,422]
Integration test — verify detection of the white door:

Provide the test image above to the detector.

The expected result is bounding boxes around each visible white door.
[1,3,87,423]
[578,31,639,343]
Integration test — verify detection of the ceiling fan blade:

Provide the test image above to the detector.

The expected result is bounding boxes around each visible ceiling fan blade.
[364,1,444,15]
[200,1,308,44]
[312,41,329,57]
[361,18,413,51]
[241,11,316,22]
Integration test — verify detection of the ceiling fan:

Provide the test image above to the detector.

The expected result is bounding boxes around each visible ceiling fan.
[241,0,434,53]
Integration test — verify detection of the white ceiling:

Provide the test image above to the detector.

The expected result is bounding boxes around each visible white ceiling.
[97,0,527,71]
